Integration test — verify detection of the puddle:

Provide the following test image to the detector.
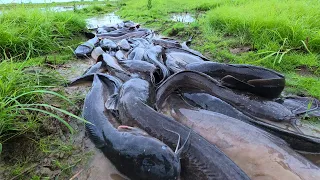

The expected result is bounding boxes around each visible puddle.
[40,5,88,12]
[171,13,195,23]
[86,12,123,29]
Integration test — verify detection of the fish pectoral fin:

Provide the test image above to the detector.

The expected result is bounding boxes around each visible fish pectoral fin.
[221,75,255,89]
[247,78,284,87]
[105,93,119,110]
[66,74,94,87]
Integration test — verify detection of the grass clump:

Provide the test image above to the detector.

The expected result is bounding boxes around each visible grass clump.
[163,23,186,36]
[0,60,86,147]
[204,0,320,52]
[0,7,86,60]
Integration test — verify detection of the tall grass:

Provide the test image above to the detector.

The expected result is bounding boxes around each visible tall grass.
[0,7,86,60]
[204,0,320,52]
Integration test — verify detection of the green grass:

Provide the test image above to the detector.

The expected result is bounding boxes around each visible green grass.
[0,7,86,60]
[118,0,320,98]
[0,59,87,145]
[0,3,113,179]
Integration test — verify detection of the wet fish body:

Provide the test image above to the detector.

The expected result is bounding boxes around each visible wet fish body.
[74,36,99,58]
[83,75,181,180]
[185,62,285,98]
[156,71,298,131]
[158,92,320,180]
[117,78,250,180]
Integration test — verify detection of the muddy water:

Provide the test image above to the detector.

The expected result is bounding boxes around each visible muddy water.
[76,136,128,180]
[86,12,123,29]
[171,13,195,23]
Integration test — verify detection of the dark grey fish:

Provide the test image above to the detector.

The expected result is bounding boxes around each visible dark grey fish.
[183,92,320,153]
[82,61,106,76]
[115,50,127,61]
[66,73,122,89]
[277,96,320,117]
[120,60,157,83]
[100,38,118,51]
[165,51,204,73]
[128,38,152,48]
[128,47,145,60]
[156,71,300,133]
[100,53,130,82]
[117,78,250,180]
[144,45,170,84]
[97,30,149,41]
[118,39,131,51]
[180,41,210,61]
[165,46,209,61]
[74,36,99,58]
[84,74,181,180]
[153,38,182,48]
[158,92,320,179]
[185,62,285,99]
[91,46,105,62]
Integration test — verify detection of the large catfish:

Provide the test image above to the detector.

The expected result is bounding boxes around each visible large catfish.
[156,71,300,133]
[83,74,181,180]
[117,78,250,180]
[157,92,320,180]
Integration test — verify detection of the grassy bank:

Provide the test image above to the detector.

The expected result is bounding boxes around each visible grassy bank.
[118,0,320,98]
[0,8,86,60]
[0,4,104,179]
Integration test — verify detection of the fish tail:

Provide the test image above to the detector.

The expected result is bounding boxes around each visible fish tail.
[293,99,319,116]
[290,118,304,134]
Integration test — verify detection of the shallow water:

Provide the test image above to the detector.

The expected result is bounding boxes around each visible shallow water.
[171,13,195,23]
[86,12,123,29]
[39,5,88,12]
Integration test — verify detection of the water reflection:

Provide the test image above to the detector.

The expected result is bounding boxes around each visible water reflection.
[86,12,123,29]
[39,5,88,12]
[171,13,195,23]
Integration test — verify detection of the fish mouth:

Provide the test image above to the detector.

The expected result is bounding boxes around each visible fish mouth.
[117,125,134,130]
[118,125,150,136]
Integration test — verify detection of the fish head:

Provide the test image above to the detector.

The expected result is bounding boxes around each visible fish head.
[119,78,152,102]
[121,130,181,180]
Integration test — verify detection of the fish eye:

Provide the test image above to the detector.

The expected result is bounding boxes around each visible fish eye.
[161,145,167,150]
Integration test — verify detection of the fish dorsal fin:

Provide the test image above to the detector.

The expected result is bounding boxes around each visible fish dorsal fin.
[247,78,284,87]
[221,75,255,89]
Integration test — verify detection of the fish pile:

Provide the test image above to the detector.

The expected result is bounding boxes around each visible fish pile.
[70,21,320,180]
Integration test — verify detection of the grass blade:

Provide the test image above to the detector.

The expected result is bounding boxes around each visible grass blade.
[16,107,74,134]
[12,103,90,125]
